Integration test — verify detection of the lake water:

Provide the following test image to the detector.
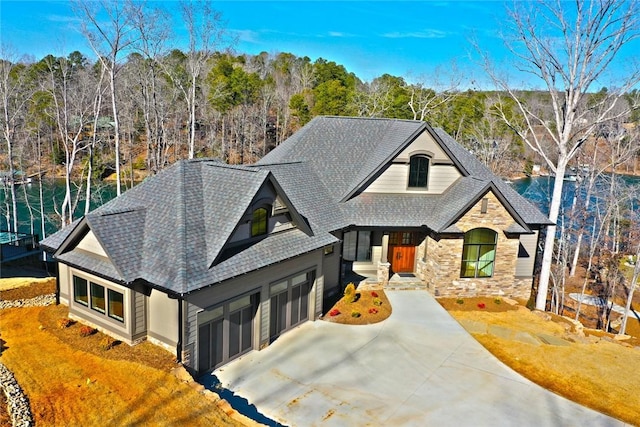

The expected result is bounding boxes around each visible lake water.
[510,174,640,218]
[1,173,638,240]
[0,179,117,238]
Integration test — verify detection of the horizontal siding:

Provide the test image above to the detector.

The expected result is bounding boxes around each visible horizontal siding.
[134,292,146,335]
[363,164,460,194]
[395,131,452,163]
[515,231,538,277]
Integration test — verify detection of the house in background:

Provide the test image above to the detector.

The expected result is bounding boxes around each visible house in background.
[42,116,551,374]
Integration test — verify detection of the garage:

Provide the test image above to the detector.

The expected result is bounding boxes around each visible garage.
[269,270,315,341]
[197,292,259,372]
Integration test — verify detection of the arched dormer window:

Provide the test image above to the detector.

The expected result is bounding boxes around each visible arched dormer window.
[408,154,430,188]
[460,228,497,278]
[251,207,268,237]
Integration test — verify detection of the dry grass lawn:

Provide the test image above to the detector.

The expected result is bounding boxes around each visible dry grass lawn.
[0,281,242,426]
[440,297,640,425]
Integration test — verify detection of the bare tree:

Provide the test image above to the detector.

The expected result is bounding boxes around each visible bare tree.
[0,49,31,233]
[481,0,640,311]
[177,0,226,159]
[73,0,142,196]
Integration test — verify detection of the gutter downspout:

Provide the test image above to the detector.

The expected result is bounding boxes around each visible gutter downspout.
[176,296,183,364]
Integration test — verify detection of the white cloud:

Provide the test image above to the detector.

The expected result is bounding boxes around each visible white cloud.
[383,29,449,39]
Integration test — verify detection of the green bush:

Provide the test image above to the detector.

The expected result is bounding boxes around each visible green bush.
[373,298,383,306]
[344,282,357,303]
[351,311,361,318]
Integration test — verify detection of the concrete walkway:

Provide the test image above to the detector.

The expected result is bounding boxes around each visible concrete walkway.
[207,291,626,426]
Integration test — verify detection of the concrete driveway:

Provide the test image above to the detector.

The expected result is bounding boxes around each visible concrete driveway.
[206,291,625,426]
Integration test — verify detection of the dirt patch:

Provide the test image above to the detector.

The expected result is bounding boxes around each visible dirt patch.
[322,288,392,325]
[0,391,9,426]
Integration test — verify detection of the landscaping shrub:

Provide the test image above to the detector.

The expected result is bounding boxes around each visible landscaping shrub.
[494,298,502,305]
[351,311,361,318]
[371,291,378,298]
[372,298,383,306]
[368,307,378,314]
[79,326,97,337]
[329,308,340,317]
[477,302,486,309]
[456,298,464,305]
[57,318,73,329]
[344,282,356,303]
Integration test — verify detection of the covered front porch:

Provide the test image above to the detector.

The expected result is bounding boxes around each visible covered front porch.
[340,228,430,290]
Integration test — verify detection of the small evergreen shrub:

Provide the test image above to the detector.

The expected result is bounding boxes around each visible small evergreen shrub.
[370,291,379,298]
[456,298,464,305]
[344,282,356,303]
[373,298,383,306]
[351,310,361,318]
[494,298,502,305]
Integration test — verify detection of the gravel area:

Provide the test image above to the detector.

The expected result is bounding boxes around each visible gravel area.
[0,294,55,309]
[0,362,32,426]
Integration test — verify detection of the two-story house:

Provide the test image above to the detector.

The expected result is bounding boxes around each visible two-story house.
[42,116,551,374]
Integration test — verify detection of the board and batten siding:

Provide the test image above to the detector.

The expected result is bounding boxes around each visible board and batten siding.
[515,231,539,277]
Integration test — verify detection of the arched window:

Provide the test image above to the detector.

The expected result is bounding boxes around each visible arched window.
[251,207,268,237]
[460,228,497,278]
[408,155,429,188]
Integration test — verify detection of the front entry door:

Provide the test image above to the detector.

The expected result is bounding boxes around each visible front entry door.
[389,232,416,273]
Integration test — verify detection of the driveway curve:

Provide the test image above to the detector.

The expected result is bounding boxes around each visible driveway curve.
[208,290,625,426]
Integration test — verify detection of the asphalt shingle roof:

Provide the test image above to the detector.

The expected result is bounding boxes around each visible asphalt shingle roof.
[44,116,550,296]
[46,159,337,295]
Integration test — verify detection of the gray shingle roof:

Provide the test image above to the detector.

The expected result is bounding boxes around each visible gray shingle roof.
[258,116,425,201]
[44,116,550,296]
[46,159,337,295]
[261,117,551,229]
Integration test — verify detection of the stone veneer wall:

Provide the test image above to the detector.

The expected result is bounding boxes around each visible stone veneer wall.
[420,191,533,299]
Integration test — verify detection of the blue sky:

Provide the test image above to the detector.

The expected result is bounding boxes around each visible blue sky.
[1,1,638,88]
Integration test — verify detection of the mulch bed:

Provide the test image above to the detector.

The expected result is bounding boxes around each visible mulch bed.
[0,281,56,301]
[323,288,392,325]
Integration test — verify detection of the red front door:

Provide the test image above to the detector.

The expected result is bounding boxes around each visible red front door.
[389,232,416,273]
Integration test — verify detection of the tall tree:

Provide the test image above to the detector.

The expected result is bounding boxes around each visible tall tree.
[178,0,226,160]
[0,51,31,233]
[73,0,142,196]
[481,0,640,311]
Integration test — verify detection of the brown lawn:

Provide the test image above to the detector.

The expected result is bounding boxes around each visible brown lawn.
[0,281,242,426]
[440,297,640,425]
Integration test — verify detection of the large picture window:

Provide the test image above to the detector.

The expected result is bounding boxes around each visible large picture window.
[460,228,497,278]
[251,207,268,237]
[343,230,372,262]
[408,155,429,188]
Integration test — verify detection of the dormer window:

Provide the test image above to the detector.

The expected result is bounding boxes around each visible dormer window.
[251,207,268,237]
[408,154,430,188]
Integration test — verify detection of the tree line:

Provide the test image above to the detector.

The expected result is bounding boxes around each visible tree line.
[2,0,640,320]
